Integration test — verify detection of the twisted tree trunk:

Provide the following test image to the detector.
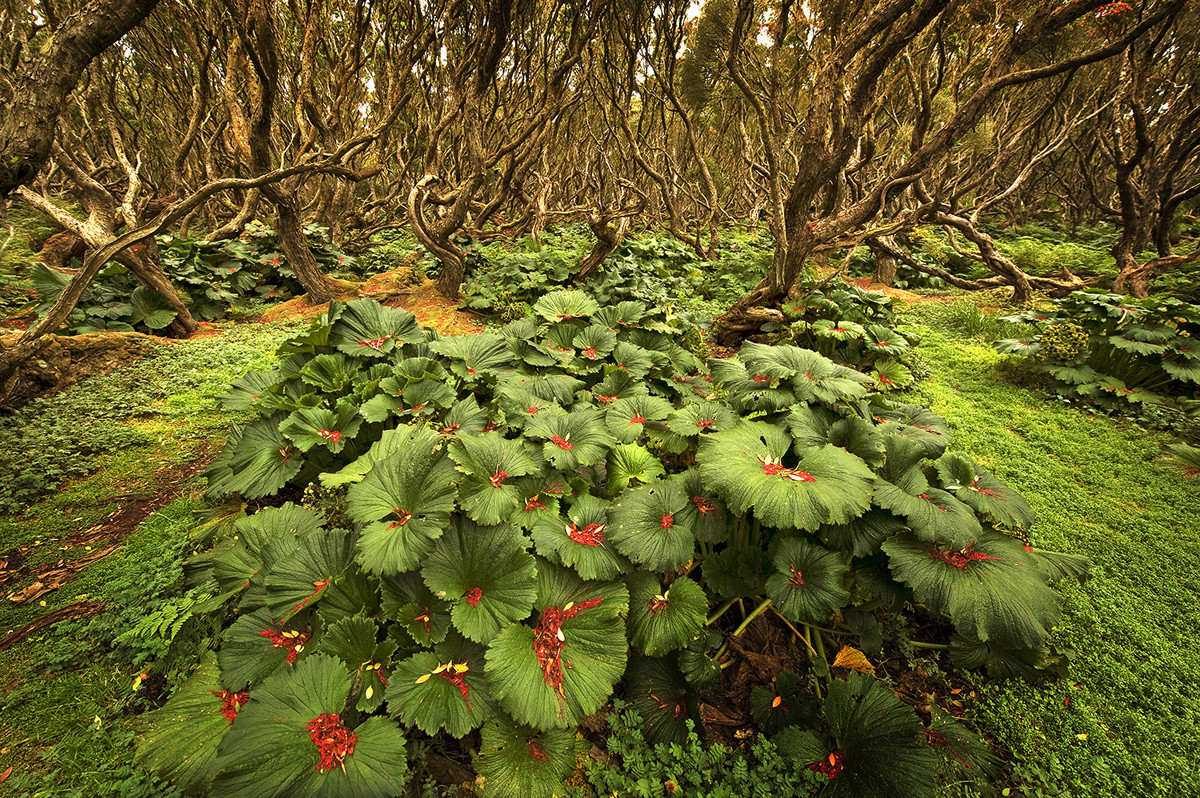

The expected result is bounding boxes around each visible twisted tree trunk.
[0,0,160,195]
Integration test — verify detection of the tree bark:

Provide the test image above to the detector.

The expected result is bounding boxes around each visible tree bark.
[0,0,160,195]
[578,215,631,279]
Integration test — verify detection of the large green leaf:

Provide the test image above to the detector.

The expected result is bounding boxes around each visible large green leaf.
[328,299,424,357]
[380,572,452,647]
[262,528,357,622]
[477,713,578,798]
[136,655,235,794]
[667,401,737,438]
[605,443,665,496]
[883,531,1061,648]
[130,285,179,330]
[533,289,599,322]
[609,479,695,573]
[524,408,615,470]
[934,452,1035,529]
[449,432,542,525]
[485,563,628,729]
[530,494,628,580]
[429,332,511,379]
[820,672,937,798]
[765,537,850,624]
[421,520,538,643]
[211,655,409,798]
[698,421,875,531]
[667,469,728,544]
[279,402,361,454]
[203,416,304,500]
[605,395,673,444]
[626,572,707,656]
[218,608,312,691]
[389,640,496,737]
[347,429,459,574]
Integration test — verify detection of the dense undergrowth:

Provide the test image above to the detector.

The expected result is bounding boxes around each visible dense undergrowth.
[2,219,1200,797]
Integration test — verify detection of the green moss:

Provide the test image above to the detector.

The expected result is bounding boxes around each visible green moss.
[904,305,1200,797]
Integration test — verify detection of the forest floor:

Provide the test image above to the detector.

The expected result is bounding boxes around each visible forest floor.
[0,280,1197,796]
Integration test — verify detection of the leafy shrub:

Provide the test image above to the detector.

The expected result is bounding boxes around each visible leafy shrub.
[995,290,1200,413]
[29,222,354,333]
[778,280,924,391]
[462,229,768,325]
[139,292,1086,797]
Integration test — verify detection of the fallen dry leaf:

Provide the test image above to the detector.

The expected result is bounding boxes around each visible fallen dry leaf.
[832,645,876,675]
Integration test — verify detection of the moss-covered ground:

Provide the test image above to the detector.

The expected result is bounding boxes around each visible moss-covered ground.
[901,300,1200,797]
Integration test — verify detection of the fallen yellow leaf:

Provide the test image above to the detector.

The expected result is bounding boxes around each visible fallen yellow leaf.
[832,645,876,675]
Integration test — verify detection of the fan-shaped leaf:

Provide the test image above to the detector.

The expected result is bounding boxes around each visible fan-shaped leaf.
[530,494,628,580]
[533,289,599,322]
[627,572,707,656]
[211,655,409,798]
[605,395,673,443]
[477,714,578,798]
[667,468,728,544]
[766,537,850,624]
[820,672,937,798]
[606,443,666,496]
[347,431,459,574]
[609,480,695,572]
[389,643,495,737]
[450,432,542,525]
[698,421,875,531]
[422,520,537,643]
[883,531,1061,648]
[524,408,615,470]
[329,299,424,357]
[485,564,627,729]
[279,402,361,454]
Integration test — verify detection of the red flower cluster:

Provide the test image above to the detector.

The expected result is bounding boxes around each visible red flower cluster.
[566,521,606,546]
[439,667,472,709]
[306,713,357,773]
[259,628,309,663]
[317,429,342,445]
[465,587,483,607]
[551,435,574,450]
[213,688,249,724]
[533,597,603,694]
[927,544,1000,571]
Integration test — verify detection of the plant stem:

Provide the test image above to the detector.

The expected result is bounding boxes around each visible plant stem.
[908,640,951,650]
[706,597,737,626]
[732,598,772,637]
[770,608,817,658]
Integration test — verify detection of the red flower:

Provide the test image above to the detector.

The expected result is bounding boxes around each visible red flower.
[551,435,573,450]
[259,627,309,663]
[213,689,249,724]
[928,543,1001,571]
[465,587,483,606]
[566,521,605,546]
[306,713,357,773]
[533,597,603,695]
[317,429,342,445]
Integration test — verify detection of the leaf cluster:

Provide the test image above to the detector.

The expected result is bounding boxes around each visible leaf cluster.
[140,290,1086,797]
[996,290,1200,414]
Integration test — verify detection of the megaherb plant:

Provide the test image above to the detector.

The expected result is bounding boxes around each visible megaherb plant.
[137,292,1087,797]
[779,280,923,391]
[995,290,1200,413]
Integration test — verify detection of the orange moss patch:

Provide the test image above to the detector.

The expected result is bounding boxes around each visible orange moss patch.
[849,277,945,304]
[259,272,485,336]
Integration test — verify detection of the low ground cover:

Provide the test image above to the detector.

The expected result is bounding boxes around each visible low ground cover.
[903,301,1200,796]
